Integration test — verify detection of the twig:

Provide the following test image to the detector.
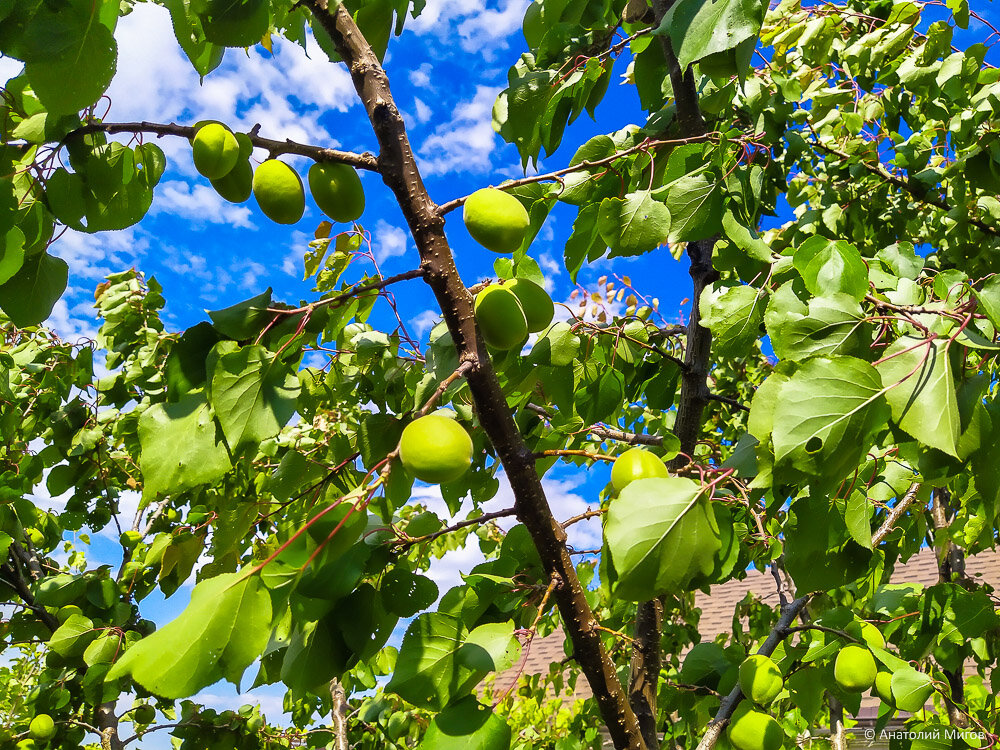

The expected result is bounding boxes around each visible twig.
[533,448,616,462]
[706,393,750,413]
[398,508,518,548]
[562,508,607,528]
[267,268,425,315]
[66,120,380,171]
[871,483,922,545]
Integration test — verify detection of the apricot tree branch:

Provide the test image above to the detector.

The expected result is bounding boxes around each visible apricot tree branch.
[871,483,921,546]
[67,120,380,171]
[267,268,425,315]
[695,595,811,750]
[398,508,517,548]
[436,133,717,215]
[301,3,647,747]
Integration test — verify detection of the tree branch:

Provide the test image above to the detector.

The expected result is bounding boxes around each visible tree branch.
[695,595,811,750]
[301,3,647,746]
[67,120,380,172]
[810,139,1000,240]
[268,268,425,315]
[398,507,518,548]
[871,483,921,546]
[330,679,350,750]
[436,133,715,215]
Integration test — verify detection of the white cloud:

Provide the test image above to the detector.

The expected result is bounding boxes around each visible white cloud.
[282,231,310,276]
[418,86,501,175]
[410,309,439,336]
[372,219,409,262]
[150,181,255,228]
[409,63,433,88]
[413,97,433,124]
[50,227,149,280]
[408,0,530,58]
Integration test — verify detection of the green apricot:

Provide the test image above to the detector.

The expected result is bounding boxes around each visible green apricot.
[508,278,553,333]
[210,158,253,203]
[834,644,877,692]
[463,187,530,253]
[253,160,305,225]
[738,654,783,706]
[727,704,783,750]
[29,714,56,740]
[610,447,669,492]
[474,284,528,350]
[308,162,365,223]
[399,414,473,484]
[197,0,269,48]
[56,604,82,623]
[192,123,240,180]
[846,620,886,650]
[132,704,156,724]
[874,670,895,706]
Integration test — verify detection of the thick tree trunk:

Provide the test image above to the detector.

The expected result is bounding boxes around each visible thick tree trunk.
[304,3,646,747]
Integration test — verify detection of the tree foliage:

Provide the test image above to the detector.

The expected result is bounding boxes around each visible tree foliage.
[0,0,998,748]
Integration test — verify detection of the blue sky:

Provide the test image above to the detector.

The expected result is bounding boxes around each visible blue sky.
[4,0,1000,736]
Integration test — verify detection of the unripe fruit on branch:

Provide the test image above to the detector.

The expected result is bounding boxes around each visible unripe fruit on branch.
[132,704,155,724]
[474,285,528,350]
[873,671,895,707]
[29,714,56,740]
[508,278,554,333]
[253,160,304,225]
[727,704,783,750]
[463,188,530,253]
[610,447,668,492]
[738,654,783,706]
[308,163,365,223]
[399,414,473,484]
[211,158,253,203]
[834,644,877,692]
[845,620,885,649]
[192,123,240,180]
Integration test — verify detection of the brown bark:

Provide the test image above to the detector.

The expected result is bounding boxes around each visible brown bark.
[330,679,349,750]
[303,3,646,747]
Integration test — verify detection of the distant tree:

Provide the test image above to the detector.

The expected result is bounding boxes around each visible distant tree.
[0,0,998,748]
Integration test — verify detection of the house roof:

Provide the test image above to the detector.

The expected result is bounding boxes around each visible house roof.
[492,547,1000,706]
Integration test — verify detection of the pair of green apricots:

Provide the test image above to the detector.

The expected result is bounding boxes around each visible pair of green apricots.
[191,123,365,225]
[728,628,891,750]
[398,407,670,490]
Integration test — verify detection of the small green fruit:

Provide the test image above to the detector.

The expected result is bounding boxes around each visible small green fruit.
[508,278,554,333]
[119,530,142,549]
[29,714,56,740]
[253,160,305,224]
[738,654,783,706]
[610,447,669,492]
[17,740,36,750]
[834,644,877,692]
[211,158,253,203]
[873,671,895,706]
[463,187,530,253]
[132,704,155,724]
[192,123,240,180]
[726,704,783,750]
[308,162,365,223]
[846,620,886,650]
[474,284,528,350]
[399,414,473,484]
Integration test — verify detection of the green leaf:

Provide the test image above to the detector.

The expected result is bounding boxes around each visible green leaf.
[974,274,1000,330]
[564,203,604,280]
[598,191,671,257]
[0,227,25,285]
[23,1,118,115]
[0,251,68,327]
[419,697,512,750]
[138,392,233,498]
[209,344,300,452]
[844,492,873,550]
[604,477,721,601]
[875,337,960,457]
[655,0,767,70]
[208,288,273,339]
[770,356,888,486]
[107,572,272,698]
[722,210,771,262]
[765,284,870,362]
[699,283,766,358]
[164,321,225,401]
[48,614,98,657]
[387,613,519,710]
[656,167,723,244]
[161,0,225,75]
[890,667,935,712]
[792,236,868,303]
